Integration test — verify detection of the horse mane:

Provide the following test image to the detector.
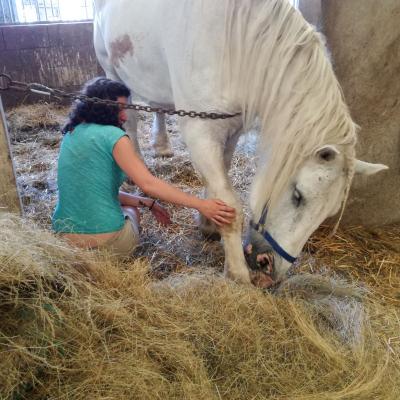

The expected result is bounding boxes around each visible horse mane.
[221,0,357,220]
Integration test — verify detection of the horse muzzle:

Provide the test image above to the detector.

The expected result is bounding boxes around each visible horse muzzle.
[243,217,298,289]
[243,230,277,289]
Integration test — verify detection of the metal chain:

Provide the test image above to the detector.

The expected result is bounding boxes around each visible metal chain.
[0,73,241,120]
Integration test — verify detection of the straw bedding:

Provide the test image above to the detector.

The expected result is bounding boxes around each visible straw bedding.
[1,214,399,399]
[1,103,399,399]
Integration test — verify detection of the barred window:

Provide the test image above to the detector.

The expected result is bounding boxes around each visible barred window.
[0,0,93,24]
[1,0,298,25]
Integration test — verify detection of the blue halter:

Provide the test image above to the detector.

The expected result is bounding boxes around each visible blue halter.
[250,206,297,264]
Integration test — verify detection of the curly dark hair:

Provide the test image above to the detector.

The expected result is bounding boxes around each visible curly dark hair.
[62,77,131,134]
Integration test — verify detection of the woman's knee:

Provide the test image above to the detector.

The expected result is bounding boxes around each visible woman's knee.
[122,206,141,225]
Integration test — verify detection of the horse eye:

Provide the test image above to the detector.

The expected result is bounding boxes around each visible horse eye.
[292,188,303,207]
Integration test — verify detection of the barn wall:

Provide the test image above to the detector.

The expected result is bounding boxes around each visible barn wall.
[299,0,400,226]
[298,0,322,28]
[0,22,102,108]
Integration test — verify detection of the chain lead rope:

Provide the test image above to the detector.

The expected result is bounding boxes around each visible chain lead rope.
[0,74,241,120]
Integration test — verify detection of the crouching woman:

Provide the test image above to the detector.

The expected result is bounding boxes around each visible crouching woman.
[52,77,235,257]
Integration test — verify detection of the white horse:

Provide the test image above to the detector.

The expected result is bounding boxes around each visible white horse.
[94,0,387,287]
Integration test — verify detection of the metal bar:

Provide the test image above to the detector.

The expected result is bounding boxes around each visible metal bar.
[20,0,25,23]
[49,0,54,18]
[0,0,6,23]
[84,0,88,19]
[0,95,23,215]
[7,0,15,22]
[34,0,40,22]
[53,0,60,19]
[43,0,48,21]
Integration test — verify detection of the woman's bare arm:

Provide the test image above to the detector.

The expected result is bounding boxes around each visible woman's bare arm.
[113,136,235,226]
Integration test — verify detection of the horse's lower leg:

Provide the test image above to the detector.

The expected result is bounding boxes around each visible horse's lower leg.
[180,119,250,284]
[199,129,242,240]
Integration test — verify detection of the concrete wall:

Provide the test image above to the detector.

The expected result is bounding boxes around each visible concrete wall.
[0,22,102,108]
[299,0,400,226]
[322,0,400,226]
[298,0,322,28]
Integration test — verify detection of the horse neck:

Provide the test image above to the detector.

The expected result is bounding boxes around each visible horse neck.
[225,0,313,125]
[223,0,357,215]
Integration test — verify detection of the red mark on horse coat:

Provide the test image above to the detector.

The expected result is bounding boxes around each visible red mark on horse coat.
[110,34,134,67]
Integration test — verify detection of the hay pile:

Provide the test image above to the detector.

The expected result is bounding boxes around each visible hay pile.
[304,224,400,308]
[1,213,399,400]
[5,103,400,399]
[6,103,66,140]
[7,104,67,225]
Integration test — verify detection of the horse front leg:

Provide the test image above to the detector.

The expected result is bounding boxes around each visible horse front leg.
[181,119,250,284]
[198,129,242,240]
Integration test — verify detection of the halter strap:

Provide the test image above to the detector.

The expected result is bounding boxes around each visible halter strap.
[259,204,268,225]
[250,207,297,264]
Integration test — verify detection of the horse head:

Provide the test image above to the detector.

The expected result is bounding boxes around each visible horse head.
[244,144,388,288]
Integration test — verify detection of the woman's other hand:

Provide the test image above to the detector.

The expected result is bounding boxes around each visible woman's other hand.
[197,199,236,226]
[151,202,172,226]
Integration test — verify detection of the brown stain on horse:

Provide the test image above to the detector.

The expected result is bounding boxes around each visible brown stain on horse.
[110,34,134,67]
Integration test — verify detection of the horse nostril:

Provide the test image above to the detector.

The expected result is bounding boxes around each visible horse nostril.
[256,254,269,266]
[256,252,274,274]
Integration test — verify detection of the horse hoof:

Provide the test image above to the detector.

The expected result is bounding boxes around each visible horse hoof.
[153,148,174,158]
[225,269,251,285]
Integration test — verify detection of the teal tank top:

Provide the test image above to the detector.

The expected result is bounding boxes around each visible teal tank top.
[52,123,127,234]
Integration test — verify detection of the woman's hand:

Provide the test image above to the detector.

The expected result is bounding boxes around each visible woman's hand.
[197,199,236,226]
[150,202,172,226]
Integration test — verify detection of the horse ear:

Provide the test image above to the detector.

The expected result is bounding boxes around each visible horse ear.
[354,160,389,175]
[315,145,340,162]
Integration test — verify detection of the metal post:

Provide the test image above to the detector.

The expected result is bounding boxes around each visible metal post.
[0,0,6,23]
[0,95,23,215]
[33,0,40,22]
[7,0,17,23]
[83,0,88,19]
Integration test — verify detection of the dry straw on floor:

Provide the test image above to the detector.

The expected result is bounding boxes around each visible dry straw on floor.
[1,213,399,400]
[7,103,66,225]
[304,224,400,308]
[6,102,65,138]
